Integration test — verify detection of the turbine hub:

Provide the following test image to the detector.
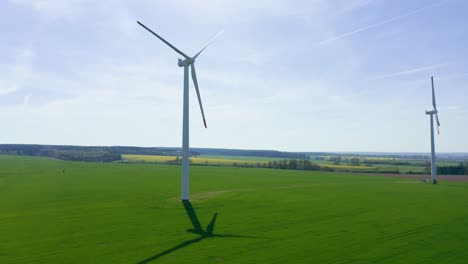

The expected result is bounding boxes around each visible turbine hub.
[178,58,194,67]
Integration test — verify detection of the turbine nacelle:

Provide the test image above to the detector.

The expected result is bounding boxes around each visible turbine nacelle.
[425,110,437,115]
[178,58,194,67]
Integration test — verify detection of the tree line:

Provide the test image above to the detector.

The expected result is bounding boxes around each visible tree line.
[232,159,335,171]
[0,144,307,161]
[437,163,468,175]
[0,144,121,162]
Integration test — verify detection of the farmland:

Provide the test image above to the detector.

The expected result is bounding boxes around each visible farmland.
[122,154,464,174]
[122,154,276,166]
[1,155,468,263]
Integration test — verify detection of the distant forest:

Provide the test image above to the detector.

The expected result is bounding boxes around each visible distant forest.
[437,163,468,175]
[0,144,307,162]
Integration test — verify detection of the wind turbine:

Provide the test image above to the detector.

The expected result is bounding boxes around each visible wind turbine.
[137,21,223,200]
[425,76,441,184]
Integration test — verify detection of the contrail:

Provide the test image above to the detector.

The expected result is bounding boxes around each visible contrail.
[367,63,447,81]
[319,0,447,45]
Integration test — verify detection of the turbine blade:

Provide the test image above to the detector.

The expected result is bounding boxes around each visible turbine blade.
[431,76,437,111]
[435,113,440,134]
[215,234,270,239]
[137,21,189,59]
[136,236,205,264]
[191,64,207,128]
[205,213,218,235]
[182,200,204,232]
[193,30,224,59]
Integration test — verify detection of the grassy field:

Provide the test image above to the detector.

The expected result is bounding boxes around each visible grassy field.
[1,155,468,263]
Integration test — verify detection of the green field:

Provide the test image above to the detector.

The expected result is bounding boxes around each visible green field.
[1,155,468,263]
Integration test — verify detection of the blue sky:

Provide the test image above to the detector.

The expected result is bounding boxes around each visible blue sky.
[0,0,467,152]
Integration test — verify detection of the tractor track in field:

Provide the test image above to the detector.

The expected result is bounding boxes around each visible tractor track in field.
[167,188,256,203]
[349,173,468,182]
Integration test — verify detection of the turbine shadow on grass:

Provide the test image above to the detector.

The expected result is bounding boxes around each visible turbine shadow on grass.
[137,200,264,264]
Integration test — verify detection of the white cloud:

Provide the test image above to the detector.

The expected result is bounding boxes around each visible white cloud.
[23,93,32,106]
[0,84,20,95]
[9,0,93,20]
[0,47,35,96]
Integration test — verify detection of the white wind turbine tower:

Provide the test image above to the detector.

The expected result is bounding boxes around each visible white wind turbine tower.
[137,21,223,200]
[425,76,441,184]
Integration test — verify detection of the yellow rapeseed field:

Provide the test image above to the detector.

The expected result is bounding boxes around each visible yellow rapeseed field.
[122,154,262,166]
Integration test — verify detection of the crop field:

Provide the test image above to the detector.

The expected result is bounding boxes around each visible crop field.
[318,164,374,170]
[197,155,282,162]
[1,155,468,263]
[122,154,267,166]
[123,154,432,173]
[122,154,383,172]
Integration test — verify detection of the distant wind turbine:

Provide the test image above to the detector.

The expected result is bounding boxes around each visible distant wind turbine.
[425,76,441,184]
[137,21,223,200]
